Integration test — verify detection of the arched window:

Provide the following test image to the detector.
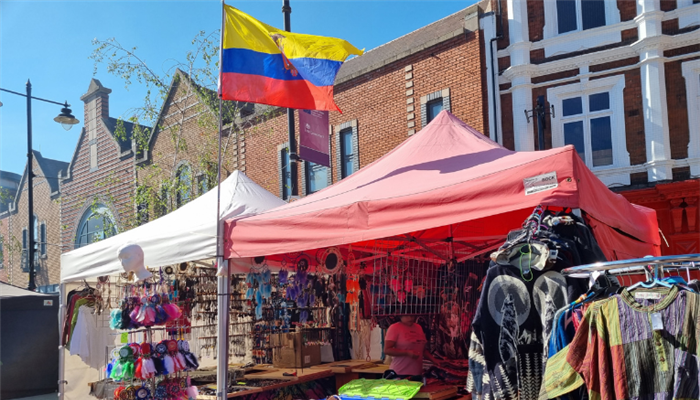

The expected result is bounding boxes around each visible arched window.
[176,164,192,207]
[76,204,116,248]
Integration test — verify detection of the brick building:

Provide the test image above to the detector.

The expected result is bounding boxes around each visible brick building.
[133,69,242,217]
[59,79,147,254]
[243,2,489,199]
[0,152,67,290]
[490,0,700,255]
[0,171,20,283]
[19,0,696,266]
[236,0,699,255]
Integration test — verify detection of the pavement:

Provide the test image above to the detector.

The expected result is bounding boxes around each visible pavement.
[9,393,57,400]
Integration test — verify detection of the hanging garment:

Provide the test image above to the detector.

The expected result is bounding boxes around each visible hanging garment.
[69,305,112,369]
[543,287,700,400]
[467,262,585,400]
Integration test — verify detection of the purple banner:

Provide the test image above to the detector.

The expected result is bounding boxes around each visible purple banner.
[299,109,330,167]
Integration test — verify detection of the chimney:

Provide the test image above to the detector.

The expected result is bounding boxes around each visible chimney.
[80,79,112,171]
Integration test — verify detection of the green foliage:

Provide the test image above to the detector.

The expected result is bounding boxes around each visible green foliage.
[88,30,280,236]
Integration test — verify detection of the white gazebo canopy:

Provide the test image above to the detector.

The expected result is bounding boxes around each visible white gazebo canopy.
[60,171,285,282]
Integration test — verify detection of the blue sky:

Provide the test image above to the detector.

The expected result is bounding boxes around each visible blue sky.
[1,0,475,175]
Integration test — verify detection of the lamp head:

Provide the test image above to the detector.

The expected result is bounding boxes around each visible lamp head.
[54,106,79,131]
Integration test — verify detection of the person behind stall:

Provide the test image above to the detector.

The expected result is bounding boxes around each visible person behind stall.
[383,315,442,378]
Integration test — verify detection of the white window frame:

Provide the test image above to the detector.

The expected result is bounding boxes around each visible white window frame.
[301,160,331,196]
[542,1,621,58]
[334,121,359,180]
[548,75,631,186]
[39,220,47,258]
[682,59,700,177]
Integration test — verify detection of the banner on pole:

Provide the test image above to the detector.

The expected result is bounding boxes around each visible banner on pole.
[299,109,330,167]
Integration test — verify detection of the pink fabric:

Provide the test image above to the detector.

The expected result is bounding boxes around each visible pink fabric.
[224,111,659,259]
[385,322,427,376]
[585,214,661,259]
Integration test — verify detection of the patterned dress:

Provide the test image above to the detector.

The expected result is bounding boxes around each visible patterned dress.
[467,262,585,400]
[543,287,700,400]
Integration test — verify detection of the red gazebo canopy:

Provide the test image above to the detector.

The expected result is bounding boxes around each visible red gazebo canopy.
[224,111,660,263]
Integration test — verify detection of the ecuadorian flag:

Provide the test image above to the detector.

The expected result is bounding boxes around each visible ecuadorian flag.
[221,5,364,112]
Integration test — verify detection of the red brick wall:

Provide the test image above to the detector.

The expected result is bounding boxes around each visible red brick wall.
[665,44,700,57]
[495,0,509,50]
[0,157,63,286]
[531,69,578,84]
[662,19,680,35]
[500,92,514,150]
[498,56,511,72]
[527,0,544,42]
[135,74,239,213]
[589,57,638,73]
[621,28,639,43]
[60,92,135,253]
[665,59,695,160]
[531,49,545,65]
[623,69,646,166]
[241,110,290,196]
[531,76,580,150]
[660,0,677,12]
[586,69,646,166]
[618,0,638,22]
[244,32,488,197]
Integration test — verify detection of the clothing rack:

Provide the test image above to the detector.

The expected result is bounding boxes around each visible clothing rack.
[561,254,700,279]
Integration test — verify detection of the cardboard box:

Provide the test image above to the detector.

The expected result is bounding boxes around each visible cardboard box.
[272,332,321,368]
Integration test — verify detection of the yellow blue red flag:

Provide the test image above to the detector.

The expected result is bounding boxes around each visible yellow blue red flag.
[220,5,363,112]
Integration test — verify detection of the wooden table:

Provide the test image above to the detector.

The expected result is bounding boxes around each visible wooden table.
[310,359,379,390]
[351,364,390,375]
[414,384,459,400]
[197,367,334,399]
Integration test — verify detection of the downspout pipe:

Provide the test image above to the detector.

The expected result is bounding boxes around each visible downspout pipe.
[489,0,504,143]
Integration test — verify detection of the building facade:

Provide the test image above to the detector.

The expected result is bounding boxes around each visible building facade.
[59,79,144,255]
[4,0,697,273]
[133,69,242,218]
[243,2,490,199]
[0,152,67,290]
[490,0,700,255]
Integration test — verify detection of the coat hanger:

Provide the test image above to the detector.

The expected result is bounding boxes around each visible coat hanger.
[628,263,674,291]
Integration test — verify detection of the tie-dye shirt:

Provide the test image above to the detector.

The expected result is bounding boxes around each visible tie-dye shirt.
[544,286,700,400]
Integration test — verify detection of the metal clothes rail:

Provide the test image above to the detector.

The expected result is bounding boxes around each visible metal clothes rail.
[561,254,700,279]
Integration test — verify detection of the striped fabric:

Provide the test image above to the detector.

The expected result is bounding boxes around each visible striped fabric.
[544,287,700,400]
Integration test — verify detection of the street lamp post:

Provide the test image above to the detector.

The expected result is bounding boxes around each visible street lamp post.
[0,80,79,290]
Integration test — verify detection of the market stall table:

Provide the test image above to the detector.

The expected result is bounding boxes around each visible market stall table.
[415,385,459,400]
[197,368,334,399]
[310,360,377,390]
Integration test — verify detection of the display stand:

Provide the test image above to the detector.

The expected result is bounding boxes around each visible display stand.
[562,254,700,278]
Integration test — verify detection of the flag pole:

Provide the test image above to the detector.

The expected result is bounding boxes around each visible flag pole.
[282,0,299,199]
[216,1,230,399]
